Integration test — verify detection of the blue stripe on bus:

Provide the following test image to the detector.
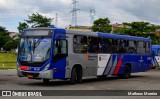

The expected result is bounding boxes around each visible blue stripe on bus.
[108,55,116,75]
[52,29,67,79]
[53,58,66,79]
[103,55,112,75]
[112,55,116,66]
[108,55,118,75]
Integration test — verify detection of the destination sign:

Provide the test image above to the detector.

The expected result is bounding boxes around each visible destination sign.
[23,30,51,36]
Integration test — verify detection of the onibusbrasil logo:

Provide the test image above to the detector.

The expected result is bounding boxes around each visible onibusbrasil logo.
[1,91,42,96]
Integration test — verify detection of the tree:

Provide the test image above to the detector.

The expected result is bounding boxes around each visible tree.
[26,12,53,27]
[0,26,11,49]
[92,18,112,33]
[113,27,132,35]
[0,26,7,33]
[113,21,160,44]
[17,22,29,33]
[3,40,14,51]
[17,12,54,33]
[114,22,159,36]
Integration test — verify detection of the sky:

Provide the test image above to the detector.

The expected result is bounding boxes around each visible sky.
[0,0,160,32]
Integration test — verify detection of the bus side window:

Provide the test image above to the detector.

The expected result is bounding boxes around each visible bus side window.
[74,35,87,53]
[88,37,99,53]
[98,38,102,53]
[146,42,150,54]
[137,41,145,54]
[118,40,126,53]
[111,39,118,53]
[100,38,112,53]
[128,41,136,54]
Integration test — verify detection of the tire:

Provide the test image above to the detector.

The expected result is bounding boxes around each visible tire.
[123,65,131,79]
[151,66,156,69]
[70,67,77,85]
[77,68,82,83]
[97,75,106,80]
[43,79,49,83]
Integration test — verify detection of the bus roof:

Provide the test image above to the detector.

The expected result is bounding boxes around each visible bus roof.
[23,28,151,42]
[152,45,160,49]
[66,30,151,42]
[98,32,151,42]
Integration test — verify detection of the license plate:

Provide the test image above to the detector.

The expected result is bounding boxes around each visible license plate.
[27,74,33,78]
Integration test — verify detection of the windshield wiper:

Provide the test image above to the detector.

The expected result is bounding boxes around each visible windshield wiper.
[33,37,43,53]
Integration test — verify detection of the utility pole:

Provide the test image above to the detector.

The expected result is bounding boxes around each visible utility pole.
[55,13,58,27]
[70,0,80,27]
[89,8,96,25]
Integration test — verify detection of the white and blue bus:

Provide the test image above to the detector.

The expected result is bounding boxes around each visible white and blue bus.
[151,45,160,68]
[17,27,152,84]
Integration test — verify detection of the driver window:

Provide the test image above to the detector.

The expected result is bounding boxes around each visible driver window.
[54,39,67,56]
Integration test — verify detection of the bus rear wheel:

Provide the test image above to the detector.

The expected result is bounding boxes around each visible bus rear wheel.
[119,65,131,79]
[123,65,131,79]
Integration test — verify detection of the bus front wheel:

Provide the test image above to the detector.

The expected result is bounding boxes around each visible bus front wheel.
[77,67,82,83]
[70,67,77,85]
[70,67,82,84]
[43,79,49,83]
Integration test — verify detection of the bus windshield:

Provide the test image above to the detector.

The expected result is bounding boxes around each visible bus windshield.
[19,37,51,64]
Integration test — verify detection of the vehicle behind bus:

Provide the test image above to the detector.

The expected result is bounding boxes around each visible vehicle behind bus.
[17,27,152,84]
[151,45,160,69]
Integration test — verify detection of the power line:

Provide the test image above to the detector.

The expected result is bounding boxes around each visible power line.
[0,6,159,22]
[0,7,160,26]
[89,8,96,25]
[70,0,80,26]
[55,13,58,27]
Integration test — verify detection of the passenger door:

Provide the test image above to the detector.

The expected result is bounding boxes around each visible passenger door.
[52,39,68,79]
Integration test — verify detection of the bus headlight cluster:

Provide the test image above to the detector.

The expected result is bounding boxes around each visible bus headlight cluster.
[42,64,50,71]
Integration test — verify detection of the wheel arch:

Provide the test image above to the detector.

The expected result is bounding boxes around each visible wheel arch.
[70,64,83,77]
[125,63,131,70]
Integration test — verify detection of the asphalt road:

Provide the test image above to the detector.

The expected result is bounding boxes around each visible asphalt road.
[1,69,160,99]
[0,69,160,90]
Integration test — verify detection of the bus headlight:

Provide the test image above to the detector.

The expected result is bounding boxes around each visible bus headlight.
[42,64,50,71]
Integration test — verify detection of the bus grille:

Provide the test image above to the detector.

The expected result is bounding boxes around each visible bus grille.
[21,72,39,78]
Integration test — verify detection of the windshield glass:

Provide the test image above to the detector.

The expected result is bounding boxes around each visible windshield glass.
[19,37,51,63]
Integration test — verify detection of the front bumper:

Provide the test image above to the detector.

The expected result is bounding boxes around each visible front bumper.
[17,70,53,79]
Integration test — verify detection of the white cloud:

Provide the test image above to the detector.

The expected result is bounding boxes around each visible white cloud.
[59,0,72,5]
[0,0,9,8]
[0,0,160,32]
